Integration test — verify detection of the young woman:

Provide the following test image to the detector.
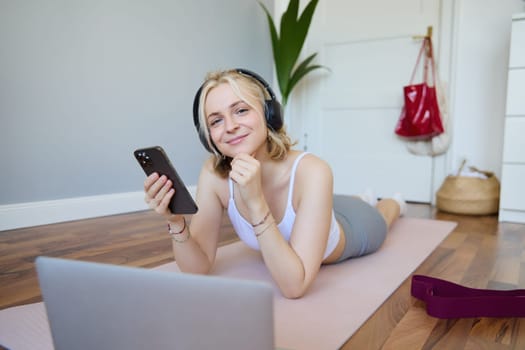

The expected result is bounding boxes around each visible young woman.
[143,69,404,299]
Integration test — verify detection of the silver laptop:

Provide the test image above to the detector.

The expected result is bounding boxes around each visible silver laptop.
[36,256,274,350]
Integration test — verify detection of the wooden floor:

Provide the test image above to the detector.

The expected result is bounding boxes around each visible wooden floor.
[1,204,524,349]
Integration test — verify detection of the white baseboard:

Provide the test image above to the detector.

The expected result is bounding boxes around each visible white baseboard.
[0,186,197,231]
[499,209,525,224]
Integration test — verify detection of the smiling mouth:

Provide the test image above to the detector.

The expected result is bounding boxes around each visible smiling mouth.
[226,134,248,145]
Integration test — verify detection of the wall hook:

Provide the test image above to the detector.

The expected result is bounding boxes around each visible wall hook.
[412,26,433,40]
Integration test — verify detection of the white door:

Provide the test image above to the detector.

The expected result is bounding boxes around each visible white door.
[286,0,447,202]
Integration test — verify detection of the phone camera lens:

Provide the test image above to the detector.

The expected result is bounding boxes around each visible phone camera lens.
[136,151,153,168]
[143,155,152,168]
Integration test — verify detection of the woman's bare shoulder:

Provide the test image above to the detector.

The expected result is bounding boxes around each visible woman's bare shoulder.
[197,156,229,204]
[198,157,225,180]
[292,152,333,204]
[297,153,333,178]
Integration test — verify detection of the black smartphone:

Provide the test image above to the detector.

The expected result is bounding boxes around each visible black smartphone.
[134,146,198,215]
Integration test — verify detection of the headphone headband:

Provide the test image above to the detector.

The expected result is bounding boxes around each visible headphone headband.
[192,68,283,153]
[235,69,277,100]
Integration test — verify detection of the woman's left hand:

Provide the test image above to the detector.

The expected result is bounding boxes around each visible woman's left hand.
[229,153,265,211]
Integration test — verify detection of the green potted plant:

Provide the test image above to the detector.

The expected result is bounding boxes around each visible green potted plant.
[259,0,326,109]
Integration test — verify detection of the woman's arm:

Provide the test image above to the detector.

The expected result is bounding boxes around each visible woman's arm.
[171,160,225,274]
[235,154,333,298]
[261,155,333,298]
[145,158,224,275]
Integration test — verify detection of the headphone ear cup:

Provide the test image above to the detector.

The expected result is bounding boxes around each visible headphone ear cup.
[265,99,283,131]
[199,132,212,153]
[193,86,214,153]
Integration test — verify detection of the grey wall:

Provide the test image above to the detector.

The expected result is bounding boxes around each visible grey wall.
[0,0,273,205]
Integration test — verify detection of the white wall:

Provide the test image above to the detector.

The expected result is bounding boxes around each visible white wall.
[450,0,525,176]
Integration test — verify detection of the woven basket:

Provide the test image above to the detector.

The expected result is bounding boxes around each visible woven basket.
[436,166,500,215]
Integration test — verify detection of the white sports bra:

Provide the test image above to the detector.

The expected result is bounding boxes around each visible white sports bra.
[227,152,340,260]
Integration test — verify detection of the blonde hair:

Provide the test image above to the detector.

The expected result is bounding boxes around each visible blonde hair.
[196,69,295,177]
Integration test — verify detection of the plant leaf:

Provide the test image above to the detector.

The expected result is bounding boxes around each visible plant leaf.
[279,0,320,99]
[276,0,301,97]
[296,0,319,46]
[280,0,299,37]
[258,0,326,108]
[282,0,319,69]
[258,2,281,72]
[286,63,325,100]
[292,52,318,79]
[285,53,323,96]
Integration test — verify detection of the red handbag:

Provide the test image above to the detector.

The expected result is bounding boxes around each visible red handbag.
[395,37,444,140]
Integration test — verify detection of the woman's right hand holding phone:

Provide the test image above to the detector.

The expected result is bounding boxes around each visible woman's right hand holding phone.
[144,173,181,223]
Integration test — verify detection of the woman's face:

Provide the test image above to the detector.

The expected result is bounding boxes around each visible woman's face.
[204,82,267,158]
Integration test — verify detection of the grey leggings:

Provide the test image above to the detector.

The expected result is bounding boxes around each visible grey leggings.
[333,195,388,262]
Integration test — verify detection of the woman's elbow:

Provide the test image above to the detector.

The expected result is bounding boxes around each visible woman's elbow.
[177,260,213,275]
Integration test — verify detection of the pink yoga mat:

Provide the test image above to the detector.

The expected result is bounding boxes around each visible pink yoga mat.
[0,217,456,350]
